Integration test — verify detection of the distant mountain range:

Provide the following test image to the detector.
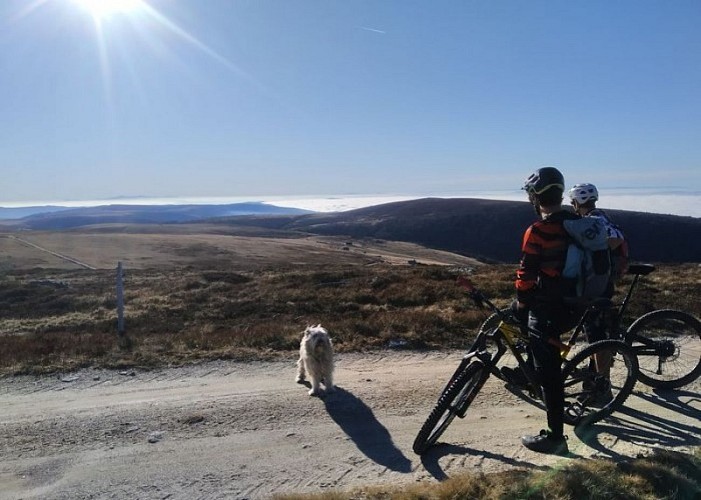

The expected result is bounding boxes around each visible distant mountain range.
[0,203,311,228]
[0,206,75,220]
[1,198,699,263]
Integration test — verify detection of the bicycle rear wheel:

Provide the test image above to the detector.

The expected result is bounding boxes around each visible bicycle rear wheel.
[412,361,489,455]
[625,309,701,389]
[562,340,638,427]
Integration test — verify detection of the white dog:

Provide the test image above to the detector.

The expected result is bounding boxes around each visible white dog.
[295,325,335,396]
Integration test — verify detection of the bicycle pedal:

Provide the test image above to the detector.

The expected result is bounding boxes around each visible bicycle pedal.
[565,402,585,422]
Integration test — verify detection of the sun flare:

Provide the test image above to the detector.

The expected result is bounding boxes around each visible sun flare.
[72,0,144,19]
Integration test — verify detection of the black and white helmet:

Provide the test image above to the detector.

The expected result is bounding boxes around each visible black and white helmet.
[522,167,565,195]
[568,183,599,204]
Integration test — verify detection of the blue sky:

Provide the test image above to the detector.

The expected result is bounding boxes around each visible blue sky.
[1,0,700,210]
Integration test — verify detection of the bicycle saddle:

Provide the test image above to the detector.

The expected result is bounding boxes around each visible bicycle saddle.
[627,264,655,276]
[564,296,614,309]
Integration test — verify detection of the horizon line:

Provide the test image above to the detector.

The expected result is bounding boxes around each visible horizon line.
[0,189,699,218]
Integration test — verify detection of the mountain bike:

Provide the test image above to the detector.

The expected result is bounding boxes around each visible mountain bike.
[477,264,701,389]
[604,264,701,388]
[412,276,639,455]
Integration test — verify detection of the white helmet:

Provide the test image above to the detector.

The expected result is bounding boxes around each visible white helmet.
[568,183,599,204]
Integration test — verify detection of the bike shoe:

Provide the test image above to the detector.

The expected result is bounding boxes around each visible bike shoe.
[521,429,569,455]
[575,367,595,387]
[580,377,613,406]
[582,375,613,406]
[501,366,528,388]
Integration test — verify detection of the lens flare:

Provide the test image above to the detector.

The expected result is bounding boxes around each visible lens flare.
[72,0,144,19]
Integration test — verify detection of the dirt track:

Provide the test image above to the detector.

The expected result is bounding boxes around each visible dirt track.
[1,351,699,500]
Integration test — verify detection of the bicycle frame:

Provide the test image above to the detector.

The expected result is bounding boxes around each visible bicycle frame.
[603,264,656,338]
[474,321,540,396]
[458,276,592,356]
[412,277,641,454]
[463,263,698,391]
[451,277,604,398]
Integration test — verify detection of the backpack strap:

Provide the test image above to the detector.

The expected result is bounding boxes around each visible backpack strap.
[562,217,609,251]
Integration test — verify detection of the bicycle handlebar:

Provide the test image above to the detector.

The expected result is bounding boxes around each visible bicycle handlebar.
[456,275,572,354]
[456,275,517,324]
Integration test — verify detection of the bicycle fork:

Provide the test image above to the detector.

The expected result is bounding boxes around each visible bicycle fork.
[455,359,491,419]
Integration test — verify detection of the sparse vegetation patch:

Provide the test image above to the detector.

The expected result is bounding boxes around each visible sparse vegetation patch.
[0,263,698,376]
[274,448,701,500]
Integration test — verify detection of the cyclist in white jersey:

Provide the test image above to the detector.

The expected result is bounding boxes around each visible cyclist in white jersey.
[568,183,625,259]
[568,183,627,404]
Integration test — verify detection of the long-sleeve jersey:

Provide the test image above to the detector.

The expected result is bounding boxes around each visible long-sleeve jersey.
[515,209,580,306]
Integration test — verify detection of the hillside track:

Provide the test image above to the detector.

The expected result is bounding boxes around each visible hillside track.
[0,351,699,499]
[0,231,480,270]
[4,235,96,270]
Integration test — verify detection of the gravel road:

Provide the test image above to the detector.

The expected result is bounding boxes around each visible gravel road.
[1,351,699,499]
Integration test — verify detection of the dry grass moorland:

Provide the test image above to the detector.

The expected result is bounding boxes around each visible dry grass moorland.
[0,229,698,378]
[1,229,699,499]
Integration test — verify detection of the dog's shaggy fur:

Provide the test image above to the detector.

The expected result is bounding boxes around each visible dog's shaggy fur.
[295,325,335,396]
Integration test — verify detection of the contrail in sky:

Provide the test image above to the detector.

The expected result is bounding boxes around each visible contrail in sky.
[360,27,386,34]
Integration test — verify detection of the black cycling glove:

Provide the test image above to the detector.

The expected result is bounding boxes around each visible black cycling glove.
[510,299,529,325]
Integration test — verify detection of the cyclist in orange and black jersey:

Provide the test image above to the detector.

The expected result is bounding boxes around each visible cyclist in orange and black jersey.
[512,166,580,455]
[503,210,579,388]
[516,211,579,306]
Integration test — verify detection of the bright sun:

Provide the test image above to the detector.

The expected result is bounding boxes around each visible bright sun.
[72,0,144,19]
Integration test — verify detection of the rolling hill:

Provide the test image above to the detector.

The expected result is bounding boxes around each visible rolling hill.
[2,198,699,263]
[209,198,701,264]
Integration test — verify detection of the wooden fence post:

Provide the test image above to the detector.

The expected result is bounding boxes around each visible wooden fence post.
[116,262,130,348]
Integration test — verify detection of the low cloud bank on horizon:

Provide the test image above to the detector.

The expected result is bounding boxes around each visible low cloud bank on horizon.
[1,189,699,218]
[264,189,700,218]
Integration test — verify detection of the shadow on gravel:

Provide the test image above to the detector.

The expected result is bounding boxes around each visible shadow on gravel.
[574,389,701,460]
[503,383,546,412]
[419,443,553,481]
[322,387,412,473]
[644,388,701,421]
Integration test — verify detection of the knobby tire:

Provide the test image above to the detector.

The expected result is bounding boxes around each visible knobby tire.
[562,339,638,427]
[625,309,701,389]
[412,361,488,455]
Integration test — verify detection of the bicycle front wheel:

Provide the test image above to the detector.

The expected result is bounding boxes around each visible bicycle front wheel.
[412,361,489,455]
[468,309,508,356]
[562,339,638,427]
[626,309,701,389]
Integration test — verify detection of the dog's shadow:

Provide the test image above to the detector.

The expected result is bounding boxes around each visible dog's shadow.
[322,387,412,473]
